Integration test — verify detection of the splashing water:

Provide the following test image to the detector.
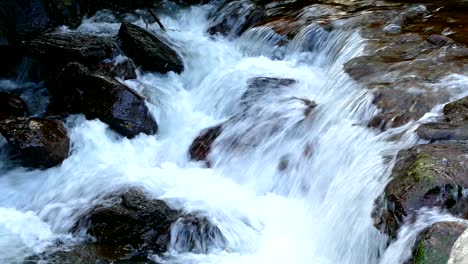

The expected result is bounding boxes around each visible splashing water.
[0,3,467,264]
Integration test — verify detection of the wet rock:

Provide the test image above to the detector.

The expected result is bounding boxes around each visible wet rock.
[24,33,116,65]
[188,124,223,162]
[408,222,466,264]
[207,1,266,37]
[427,34,451,47]
[0,117,69,168]
[373,142,468,238]
[448,228,468,264]
[118,22,183,74]
[444,96,468,124]
[95,56,137,80]
[368,112,411,131]
[416,122,468,142]
[73,188,225,256]
[47,62,157,138]
[241,77,296,108]
[368,85,448,129]
[0,91,28,120]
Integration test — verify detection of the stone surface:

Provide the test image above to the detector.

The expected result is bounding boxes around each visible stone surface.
[373,142,468,238]
[118,22,183,74]
[188,124,223,163]
[0,117,69,168]
[23,33,116,65]
[72,188,225,257]
[0,91,28,120]
[444,96,468,124]
[47,62,158,138]
[408,222,466,264]
[448,228,468,264]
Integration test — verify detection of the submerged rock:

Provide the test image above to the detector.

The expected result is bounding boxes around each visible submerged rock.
[373,142,468,238]
[118,22,183,74]
[0,117,69,168]
[416,122,468,142]
[188,124,223,162]
[241,77,296,107]
[0,91,28,120]
[24,33,116,65]
[95,56,137,80]
[408,222,466,264]
[73,188,225,257]
[47,62,157,138]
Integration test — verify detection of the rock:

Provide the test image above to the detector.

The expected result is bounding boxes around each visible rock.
[408,222,466,264]
[73,188,225,256]
[0,117,69,168]
[0,91,28,120]
[24,33,116,65]
[444,96,468,124]
[368,112,411,131]
[427,35,451,47]
[448,228,468,264]
[118,22,183,74]
[416,122,468,142]
[207,1,266,37]
[373,142,468,238]
[188,124,223,162]
[241,77,296,107]
[47,62,157,138]
[95,56,137,80]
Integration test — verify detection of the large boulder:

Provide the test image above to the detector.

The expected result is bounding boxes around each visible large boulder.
[0,91,28,120]
[47,62,157,138]
[373,142,468,238]
[408,222,466,264]
[72,188,225,258]
[118,22,183,74]
[23,33,116,65]
[0,117,69,168]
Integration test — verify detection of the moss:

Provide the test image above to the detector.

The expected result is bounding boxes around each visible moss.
[414,242,426,264]
[406,154,434,186]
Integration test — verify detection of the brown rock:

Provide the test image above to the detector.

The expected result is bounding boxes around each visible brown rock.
[0,91,28,120]
[0,117,69,168]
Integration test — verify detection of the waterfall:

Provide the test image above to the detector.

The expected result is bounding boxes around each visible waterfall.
[0,2,466,264]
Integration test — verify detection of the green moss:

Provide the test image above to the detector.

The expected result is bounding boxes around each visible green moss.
[414,242,426,264]
[406,154,434,186]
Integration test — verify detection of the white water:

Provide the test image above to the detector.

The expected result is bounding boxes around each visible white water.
[0,3,467,264]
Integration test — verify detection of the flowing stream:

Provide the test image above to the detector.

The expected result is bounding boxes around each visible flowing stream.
[0,3,467,264]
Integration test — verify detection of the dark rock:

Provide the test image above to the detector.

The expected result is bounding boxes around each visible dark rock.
[207,1,266,37]
[23,33,116,65]
[427,35,451,47]
[373,142,468,238]
[416,122,468,142]
[118,22,183,74]
[188,124,223,162]
[242,77,296,104]
[444,96,468,124]
[408,222,466,264]
[368,112,411,130]
[0,117,69,168]
[47,62,157,138]
[95,57,137,80]
[0,91,28,120]
[73,188,225,256]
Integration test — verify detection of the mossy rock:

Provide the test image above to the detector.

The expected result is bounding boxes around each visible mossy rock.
[409,222,466,264]
[373,142,468,238]
[444,96,468,124]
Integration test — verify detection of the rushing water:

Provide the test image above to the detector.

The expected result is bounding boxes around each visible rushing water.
[0,3,467,264]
